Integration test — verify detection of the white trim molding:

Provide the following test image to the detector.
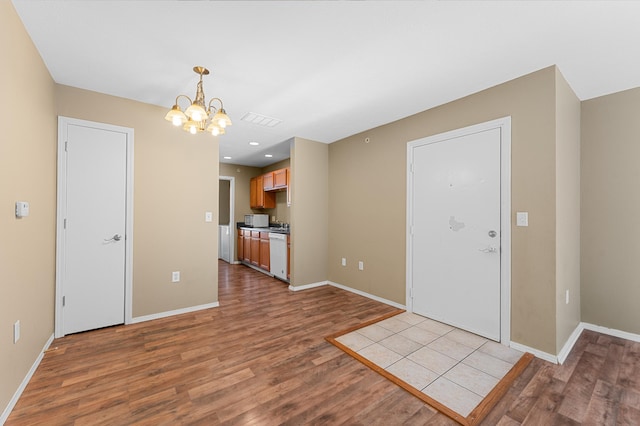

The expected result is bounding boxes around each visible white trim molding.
[328,281,406,310]
[509,341,558,364]
[1,334,54,424]
[131,302,220,324]
[288,280,328,292]
[287,280,406,310]
[582,322,640,343]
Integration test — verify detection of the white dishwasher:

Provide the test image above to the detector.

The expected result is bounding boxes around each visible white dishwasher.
[269,233,288,281]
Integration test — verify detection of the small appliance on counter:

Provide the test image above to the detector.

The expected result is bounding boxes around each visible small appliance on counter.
[244,214,269,228]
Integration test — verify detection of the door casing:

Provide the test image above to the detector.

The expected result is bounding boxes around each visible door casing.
[219,175,236,263]
[55,116,134,338]
[406,116,511,345]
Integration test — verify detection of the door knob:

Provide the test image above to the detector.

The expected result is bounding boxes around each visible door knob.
[488,230,497,238]
[104,234,122,242]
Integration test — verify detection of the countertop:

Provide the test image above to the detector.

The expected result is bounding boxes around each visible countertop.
[237,223,290,234]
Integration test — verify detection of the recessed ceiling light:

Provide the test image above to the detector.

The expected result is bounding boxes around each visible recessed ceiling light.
[249,142,259,146]
[223,156,232,160]
[265,154,273,158]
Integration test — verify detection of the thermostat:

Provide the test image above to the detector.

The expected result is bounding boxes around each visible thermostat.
[15,201,29,218]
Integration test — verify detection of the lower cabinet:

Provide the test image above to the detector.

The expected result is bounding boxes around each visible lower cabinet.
[250,231,260,267]
[238,227,289,280]
[237,229,243,262]
[259,232,270,271]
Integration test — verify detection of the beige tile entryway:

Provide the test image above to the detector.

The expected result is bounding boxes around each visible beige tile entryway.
[335,312,523,417]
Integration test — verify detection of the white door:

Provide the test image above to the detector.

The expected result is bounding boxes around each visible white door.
[57,118,133,335]
[408,120,509,342]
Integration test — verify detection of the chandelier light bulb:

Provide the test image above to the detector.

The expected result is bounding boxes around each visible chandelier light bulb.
[172,116,182,126]
[189,125,197,135]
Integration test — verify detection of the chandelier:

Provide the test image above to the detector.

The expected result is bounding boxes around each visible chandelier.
[164,66,232,136]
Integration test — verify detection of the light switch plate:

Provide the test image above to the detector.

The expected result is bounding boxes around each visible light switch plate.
[516,212,529,227]
[205,212,213,222]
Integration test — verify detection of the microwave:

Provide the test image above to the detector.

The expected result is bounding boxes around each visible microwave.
[244,214,269,228]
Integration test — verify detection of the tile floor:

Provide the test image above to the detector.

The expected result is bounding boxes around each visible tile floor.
[335,312,524,417]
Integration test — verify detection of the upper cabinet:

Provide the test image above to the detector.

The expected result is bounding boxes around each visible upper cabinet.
[263,167,288,191]
[251,167,290,209]
[250,175,275,209]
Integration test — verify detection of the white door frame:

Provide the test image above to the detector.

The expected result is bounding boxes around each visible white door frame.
[219,175,236,263]
[406,116,511,345]
[55,116,134,338]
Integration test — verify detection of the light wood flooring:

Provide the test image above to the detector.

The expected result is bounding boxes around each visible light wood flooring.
[6,261,640,425]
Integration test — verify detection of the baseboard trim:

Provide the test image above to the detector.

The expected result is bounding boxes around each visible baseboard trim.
[131,302,220,324]
[509,341,558,364]
[288,280,328,292]
[1,333,54,424]
[328,281,406,310]
[557,323,584,365]
[582,321,640,343]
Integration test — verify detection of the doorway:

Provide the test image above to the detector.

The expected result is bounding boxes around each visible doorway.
[55,117,134,337]
[406,117,511,343]
[219,176,235,263]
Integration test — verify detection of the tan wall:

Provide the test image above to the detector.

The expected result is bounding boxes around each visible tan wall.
[56,85,219,318]
[581,87,640,334]
[554,69,582,351]
[329,67,559,353]
[0,0,57,414]
[290,138,329,287]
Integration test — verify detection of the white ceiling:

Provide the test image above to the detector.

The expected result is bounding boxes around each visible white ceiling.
[12,1,640,167]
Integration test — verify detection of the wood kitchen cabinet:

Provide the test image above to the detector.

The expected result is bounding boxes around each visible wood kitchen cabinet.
[273,168,287,189]
[250,175,275,209]
[250,231,261,266]
[237,229,244,262]
[242,229,251,263]
[263,173,274,191]
[259,232,270,271]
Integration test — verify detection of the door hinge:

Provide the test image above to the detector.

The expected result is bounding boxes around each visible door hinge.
[410,162,414,173]
[64,218,67,229]
[62,296,66,307]
[409,287,413,299]
[65,141,68,152]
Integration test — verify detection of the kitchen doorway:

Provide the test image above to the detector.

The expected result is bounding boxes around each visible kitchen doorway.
[219,176,235,263]
[406,117,511,344]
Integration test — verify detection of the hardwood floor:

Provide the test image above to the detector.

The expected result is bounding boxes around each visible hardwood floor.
[6,261,640,425]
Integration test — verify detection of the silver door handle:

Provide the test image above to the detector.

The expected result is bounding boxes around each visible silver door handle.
[104,234,122,242]
[478,246,497,253]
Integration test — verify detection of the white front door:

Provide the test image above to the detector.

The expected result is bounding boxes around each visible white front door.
[56,117,133,336]
[407,118,510,342]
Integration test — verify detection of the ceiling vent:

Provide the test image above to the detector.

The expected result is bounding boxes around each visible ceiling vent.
[241,112,282,128]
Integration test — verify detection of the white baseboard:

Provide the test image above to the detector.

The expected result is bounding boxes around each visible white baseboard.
[509,341,558,364]
[131,302,220,324]
[288,280,328,292]
[557,323,584,365]
[328,281,406,310]
[1,333,54,424]
[582,322,640,343]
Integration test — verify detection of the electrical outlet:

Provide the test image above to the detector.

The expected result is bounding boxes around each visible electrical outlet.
[14,320,20,343]
[358,261,364,271]
[172,271,180,283]
[341,258,346,266]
